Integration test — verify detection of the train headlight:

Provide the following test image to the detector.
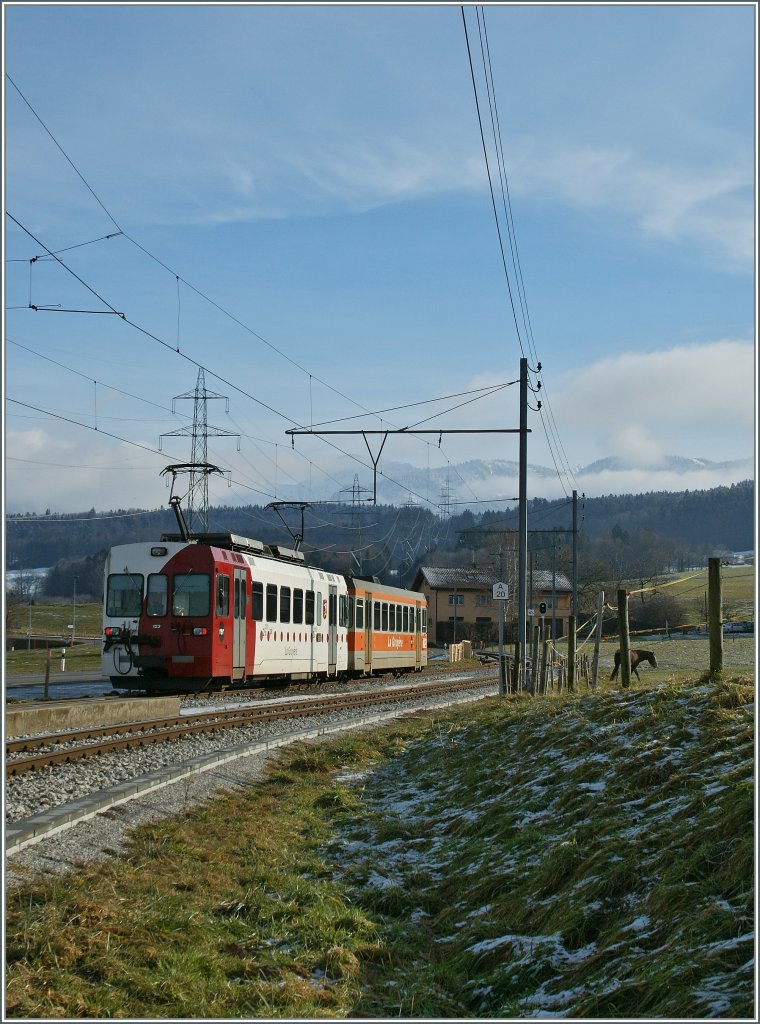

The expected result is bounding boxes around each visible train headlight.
[193,627,209,637]
[104,627,121,638]
[218,624,225,639]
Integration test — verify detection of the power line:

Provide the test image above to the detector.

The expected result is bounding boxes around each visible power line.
[462,6,580,497]
[460,6,526,359]
[6,74,519,514]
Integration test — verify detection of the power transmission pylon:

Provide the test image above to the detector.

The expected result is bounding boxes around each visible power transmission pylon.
[339,474,373,574]
[159,368,239,533]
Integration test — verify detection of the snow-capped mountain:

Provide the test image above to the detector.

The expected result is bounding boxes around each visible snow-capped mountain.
[293,454,754,507]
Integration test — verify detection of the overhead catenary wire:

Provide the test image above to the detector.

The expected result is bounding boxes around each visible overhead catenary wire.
[6,81,504,519]
[6,72,532,515]
[476,6,579,495]
[9,210,498,515]
[460,6,526,361]
[461,6,580,498]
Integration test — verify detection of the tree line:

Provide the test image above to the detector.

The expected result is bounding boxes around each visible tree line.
[5,482,754,615]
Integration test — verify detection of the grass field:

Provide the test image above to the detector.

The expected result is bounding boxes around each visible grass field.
[649,564,755,625]
[5,672,753,1018]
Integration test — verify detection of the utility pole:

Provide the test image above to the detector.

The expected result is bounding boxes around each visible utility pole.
[517,357,528,690]
[498,548,507,695]
[551,531,557,643]
[572,490,578,618]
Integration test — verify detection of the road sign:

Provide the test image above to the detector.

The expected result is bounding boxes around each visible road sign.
[492,582,509,601]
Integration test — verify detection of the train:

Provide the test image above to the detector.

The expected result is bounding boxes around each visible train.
[102,525,428,693]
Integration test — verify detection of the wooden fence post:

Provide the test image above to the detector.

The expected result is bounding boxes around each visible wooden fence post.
[708,557,723,677]
[618,588,632,689]
[44,645,51,701]
[540,638,549,695]
[591,591,604,688]
[567,615,576,691]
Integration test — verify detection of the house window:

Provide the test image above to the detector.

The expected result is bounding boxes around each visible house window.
[475,594,492,606]
[448,594,464,605]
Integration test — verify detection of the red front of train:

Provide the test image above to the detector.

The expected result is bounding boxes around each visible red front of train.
[102,541,253,689]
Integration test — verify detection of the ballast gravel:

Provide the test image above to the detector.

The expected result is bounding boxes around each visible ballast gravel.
[5,679,495,889]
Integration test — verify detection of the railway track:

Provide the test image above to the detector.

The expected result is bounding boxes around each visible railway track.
[6,676,494,777]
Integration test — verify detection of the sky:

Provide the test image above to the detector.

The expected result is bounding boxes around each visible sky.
[2,2,756,519]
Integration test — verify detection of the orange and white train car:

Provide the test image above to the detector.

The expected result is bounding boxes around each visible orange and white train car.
[345,578,427,676]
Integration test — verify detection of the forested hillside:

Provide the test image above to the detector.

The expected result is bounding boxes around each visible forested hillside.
[5,480,754,600]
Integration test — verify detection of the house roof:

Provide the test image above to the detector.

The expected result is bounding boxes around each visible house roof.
[531,569,572,592]
[414,567,499,590]
[414,566,572,593]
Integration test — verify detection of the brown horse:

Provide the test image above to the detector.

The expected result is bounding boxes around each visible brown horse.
[610,649,658,682]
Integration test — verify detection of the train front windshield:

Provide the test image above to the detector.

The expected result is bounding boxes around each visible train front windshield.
[172,573,210,616]
[106,574,144,617]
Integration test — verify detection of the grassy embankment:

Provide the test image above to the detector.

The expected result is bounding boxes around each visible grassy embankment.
[5,662,753,1019]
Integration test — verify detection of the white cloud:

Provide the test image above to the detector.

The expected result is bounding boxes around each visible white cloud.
[549,339,754,455]
[509,142,754,271]
[457,339,755,474]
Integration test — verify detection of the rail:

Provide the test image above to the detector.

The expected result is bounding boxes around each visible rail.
[6,677,496,777]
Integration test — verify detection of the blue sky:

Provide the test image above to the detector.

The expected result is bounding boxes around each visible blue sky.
[3,2,756,516]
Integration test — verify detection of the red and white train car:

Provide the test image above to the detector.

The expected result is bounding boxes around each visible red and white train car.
[102,532,427,692]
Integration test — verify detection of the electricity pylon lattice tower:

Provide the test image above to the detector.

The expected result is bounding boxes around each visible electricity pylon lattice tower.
[339,474,373,575]
[160,368,239,533]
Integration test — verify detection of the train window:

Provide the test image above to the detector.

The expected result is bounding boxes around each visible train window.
[305,590,315,625]
[251,581,263,621]
[146,574,168,617]
[293,588,303,624]
[403,605,409,633]
[216,575,230,617]
[106,574,143,617]
[347,596,354,629]
[381,602,388,631]
[389,604,396,631]
[339,594,348,627]
[280,586,291,623]
[356,598,364,630]
[373,600,380,631]
[173,574,210,617]
[239,579,247,619]
[266,584,277,621]
[317,591,323,626]
[328,593,336,625]
[422,608,427,633]
[233,578,242,619]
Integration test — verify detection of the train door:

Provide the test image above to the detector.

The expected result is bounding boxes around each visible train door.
[233,567,247,679]
[328,584,337,675]
[414,600,422,670]
[364,592,373,674]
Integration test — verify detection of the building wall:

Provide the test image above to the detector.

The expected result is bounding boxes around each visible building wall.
[422,582,571,645]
